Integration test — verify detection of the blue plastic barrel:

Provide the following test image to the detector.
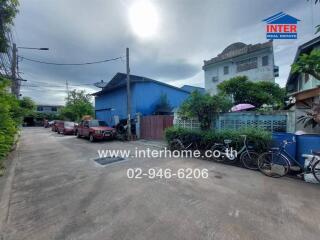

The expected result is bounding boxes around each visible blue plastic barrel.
[272,133,297,165]
[296,134,320,166]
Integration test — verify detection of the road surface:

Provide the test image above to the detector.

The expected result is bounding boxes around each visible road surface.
[0,127,320,240]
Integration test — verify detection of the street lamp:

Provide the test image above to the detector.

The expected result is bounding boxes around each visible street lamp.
[18,47,49,50]
[11,43,49,97]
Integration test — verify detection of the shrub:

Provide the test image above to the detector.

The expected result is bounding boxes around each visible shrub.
[0,79,25,175]
[165,127,271,153]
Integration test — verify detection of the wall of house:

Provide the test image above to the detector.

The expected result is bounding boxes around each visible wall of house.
[95,87,129,126]
[132,82,190,116]
[36,105,61,114]
[204,49,275,95]
[95,82,190,126]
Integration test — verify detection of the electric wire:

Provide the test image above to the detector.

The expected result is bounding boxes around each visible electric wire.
[18,56,123,66]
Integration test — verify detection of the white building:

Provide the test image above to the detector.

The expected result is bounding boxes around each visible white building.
[203,41,278,95]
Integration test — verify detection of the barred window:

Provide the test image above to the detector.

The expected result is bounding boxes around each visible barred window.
[223,66,229,75]
[212,76,219,82]
[262,56,269,66]
[236,57,258,72]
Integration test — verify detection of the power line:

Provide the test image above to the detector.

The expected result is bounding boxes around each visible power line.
[18,55,123,66]
[19,78,98,88]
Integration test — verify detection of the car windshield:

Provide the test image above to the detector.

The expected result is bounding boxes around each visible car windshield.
[64,122,74,127]
[89,120,108,127]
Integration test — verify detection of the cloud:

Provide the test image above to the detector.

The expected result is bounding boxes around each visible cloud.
[14,0,319,104]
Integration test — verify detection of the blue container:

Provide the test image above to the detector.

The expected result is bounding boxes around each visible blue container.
[296,134,320,166]
[272,133,296,165]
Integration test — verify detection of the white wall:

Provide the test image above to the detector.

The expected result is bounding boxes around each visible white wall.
[204,51,275,95]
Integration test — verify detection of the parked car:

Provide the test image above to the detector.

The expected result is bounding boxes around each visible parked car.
[55,121,64,133]
[57,121,76,135]
[77,119,116,142]
[51,120,60,132]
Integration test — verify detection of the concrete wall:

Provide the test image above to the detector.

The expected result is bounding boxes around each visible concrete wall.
[204,49,275,95]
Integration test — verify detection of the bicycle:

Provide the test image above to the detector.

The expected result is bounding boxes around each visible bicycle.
[169,138,198,151]
[210,135,259,170]
[258,139,320,182]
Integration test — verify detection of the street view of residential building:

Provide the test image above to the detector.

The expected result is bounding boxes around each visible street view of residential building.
[203,41,278,95]
[0,1,319,240]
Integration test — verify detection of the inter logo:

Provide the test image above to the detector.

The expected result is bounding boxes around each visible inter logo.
[263,12,300,39]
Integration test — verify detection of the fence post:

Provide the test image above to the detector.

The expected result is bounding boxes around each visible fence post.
[136,112,141,139]
[286,111,295,133]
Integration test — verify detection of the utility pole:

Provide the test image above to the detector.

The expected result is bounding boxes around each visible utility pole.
[11,43,18,97]
[66,80,69,102]
[126,47,132,140]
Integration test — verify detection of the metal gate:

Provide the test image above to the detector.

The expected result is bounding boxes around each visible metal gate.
[140,115,173,140]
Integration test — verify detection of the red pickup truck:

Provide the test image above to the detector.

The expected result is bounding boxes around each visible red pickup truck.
[77,119,116,142]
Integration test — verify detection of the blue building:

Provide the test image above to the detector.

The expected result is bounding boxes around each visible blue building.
[93,73,191,126]
[181,85,205,94]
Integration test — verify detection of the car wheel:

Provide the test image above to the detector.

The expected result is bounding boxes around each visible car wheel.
[89,134,95,142]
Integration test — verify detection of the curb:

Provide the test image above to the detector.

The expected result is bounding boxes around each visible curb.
[0,131,20,239]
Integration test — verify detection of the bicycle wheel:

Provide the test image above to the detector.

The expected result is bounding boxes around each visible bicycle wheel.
[210,145,227,162]
[241,151,259,170]
[169,139,185,151]
[312,159,320,183]
[258,152,290,178]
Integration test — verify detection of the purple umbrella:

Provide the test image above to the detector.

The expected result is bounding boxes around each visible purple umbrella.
[231,103,255,112]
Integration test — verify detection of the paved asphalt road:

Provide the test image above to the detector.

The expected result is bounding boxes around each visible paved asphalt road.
[1,127,320,240]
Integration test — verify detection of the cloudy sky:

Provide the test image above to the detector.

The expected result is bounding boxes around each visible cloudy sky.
[14,0,320,105]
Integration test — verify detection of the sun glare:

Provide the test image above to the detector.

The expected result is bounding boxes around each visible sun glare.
[129,0,159,39]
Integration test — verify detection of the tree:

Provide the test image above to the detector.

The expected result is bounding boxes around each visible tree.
[154,93,172,114]
[0,79,19,171]
[0,0,19,52]
[291,49,320,80]
[59,90,94,122]
[179,91,232,130]
[19,96,35,115]
[297,102,320,128]
[217,76,286,108]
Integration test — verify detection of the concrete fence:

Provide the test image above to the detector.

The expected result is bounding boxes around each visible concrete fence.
[174,111,296,133]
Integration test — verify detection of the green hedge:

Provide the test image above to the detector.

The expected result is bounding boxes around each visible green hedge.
[165,127,271,153]
[0,80,20,176]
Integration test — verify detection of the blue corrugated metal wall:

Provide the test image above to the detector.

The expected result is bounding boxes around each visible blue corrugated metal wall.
[132,82,189,116]
[95,82,189,126]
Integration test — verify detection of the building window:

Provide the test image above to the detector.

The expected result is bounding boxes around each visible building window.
[51,107,57,112]
[223,66,229,75]
[236,57,258,72]
[212,76,219,82]
[304,73,309,83]
[37,106,43,111]
[262,56,269,66]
